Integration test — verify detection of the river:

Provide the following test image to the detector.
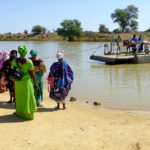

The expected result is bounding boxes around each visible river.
[0,41,150,110]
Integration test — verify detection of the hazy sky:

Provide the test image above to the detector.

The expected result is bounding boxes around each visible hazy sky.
[0,0,149,33]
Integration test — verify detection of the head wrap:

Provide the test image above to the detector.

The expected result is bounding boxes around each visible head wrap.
[10,50,17,55]
[30,49,38,56]
[0,50,4,60]
[18,45,27,59]
[56,50,64,60]
[10,50,17,60]
[0,50,10,69]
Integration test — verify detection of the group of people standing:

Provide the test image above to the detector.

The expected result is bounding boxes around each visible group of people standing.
[0,45,73,120]
[115,34,149,53]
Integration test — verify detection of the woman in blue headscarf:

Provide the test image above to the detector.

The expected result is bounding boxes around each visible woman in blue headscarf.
[29,49,46,107]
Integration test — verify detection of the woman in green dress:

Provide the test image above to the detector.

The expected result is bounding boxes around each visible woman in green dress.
[29,49,46,107]
[13,45,38,120]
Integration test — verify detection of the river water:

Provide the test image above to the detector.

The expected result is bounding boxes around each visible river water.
[0,41,150,110]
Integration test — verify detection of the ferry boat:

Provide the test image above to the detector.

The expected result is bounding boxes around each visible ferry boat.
[90,33,150,64]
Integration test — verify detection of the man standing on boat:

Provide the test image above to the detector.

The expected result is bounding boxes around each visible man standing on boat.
[115,35,121,53]
[130,35,138,53]
[138,35,144,52]
[131,35,138,43]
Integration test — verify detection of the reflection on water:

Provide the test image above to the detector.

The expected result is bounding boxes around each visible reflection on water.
[0,41,150,110]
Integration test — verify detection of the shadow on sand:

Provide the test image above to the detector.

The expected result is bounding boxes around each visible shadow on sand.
[0,102,61,123]
[0,101,15,110]
[0,114,27,123]
[37,107,60,112]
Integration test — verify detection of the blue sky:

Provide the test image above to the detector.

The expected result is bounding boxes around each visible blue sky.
[0,0,149,33]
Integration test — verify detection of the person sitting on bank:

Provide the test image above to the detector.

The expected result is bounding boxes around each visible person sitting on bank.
[115,35,121,53]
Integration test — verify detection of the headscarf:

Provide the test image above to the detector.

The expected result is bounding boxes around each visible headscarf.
[0,50,10,69]
[10,50,17,55]
[30,49,38,56]
[56,50,64,60]
[18,45,27,59]
[9,50,17,60]
[0,50,5,60]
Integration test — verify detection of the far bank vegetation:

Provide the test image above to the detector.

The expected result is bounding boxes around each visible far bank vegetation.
[1,5,150,42]
[1,32,150,42]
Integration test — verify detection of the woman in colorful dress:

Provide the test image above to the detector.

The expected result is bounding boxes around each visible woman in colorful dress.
[0,50,17,103]
[12,45,38,120]
[29,49,46,107]
[49,50,73,110]
[0,50,10,93]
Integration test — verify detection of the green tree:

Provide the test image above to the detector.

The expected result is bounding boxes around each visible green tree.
[111,5,138,32]
[130,20,138,32]
[31,25,47,34]
[56,19,83,41]
[145,28,150,32]
[42,27,47,34]
[124,28,131,33]
[99,24,109,33]
[24,29,28,34]
[125,5,138,31]
[113,28,121,33]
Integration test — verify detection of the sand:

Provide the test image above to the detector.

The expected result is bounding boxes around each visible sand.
[0,89,150,150]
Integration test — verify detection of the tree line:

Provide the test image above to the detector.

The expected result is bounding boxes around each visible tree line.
[22,5,150,41]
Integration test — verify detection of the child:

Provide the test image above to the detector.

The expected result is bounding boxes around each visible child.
[145,43,149,54]
[47,73,54,92]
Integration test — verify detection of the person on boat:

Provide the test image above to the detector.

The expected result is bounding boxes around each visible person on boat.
[49,50,73,110]
[115,35,121,53]
[12,45,38,120]
[130,35,138,53]
[0,50,17,103]
[131,35,138,43]
[138,35,144,52]
[29,49,46,107]
[0,50,10,93]
[145,43,149,54]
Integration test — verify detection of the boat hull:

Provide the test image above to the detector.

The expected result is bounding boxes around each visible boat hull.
[90,54,150,64]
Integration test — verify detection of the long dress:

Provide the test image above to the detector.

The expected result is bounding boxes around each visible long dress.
[0,59,15,96]
[49,60,73,103]
[15,59,37,119]
[0,50,9,93]
[29,58,46,105]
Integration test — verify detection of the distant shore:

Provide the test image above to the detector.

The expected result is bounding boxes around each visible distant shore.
[0,32,150,42]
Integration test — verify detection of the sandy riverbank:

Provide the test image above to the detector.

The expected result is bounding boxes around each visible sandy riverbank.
[0,89,150,150]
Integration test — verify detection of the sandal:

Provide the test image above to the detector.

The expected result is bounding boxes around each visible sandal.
[7,100,13,103]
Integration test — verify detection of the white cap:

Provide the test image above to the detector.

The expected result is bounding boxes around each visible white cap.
[56,50,64,59]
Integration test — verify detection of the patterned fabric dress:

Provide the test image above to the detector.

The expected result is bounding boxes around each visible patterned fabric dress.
[49,60,73,103]
[0,59,15,96]
[0,50,9,93]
